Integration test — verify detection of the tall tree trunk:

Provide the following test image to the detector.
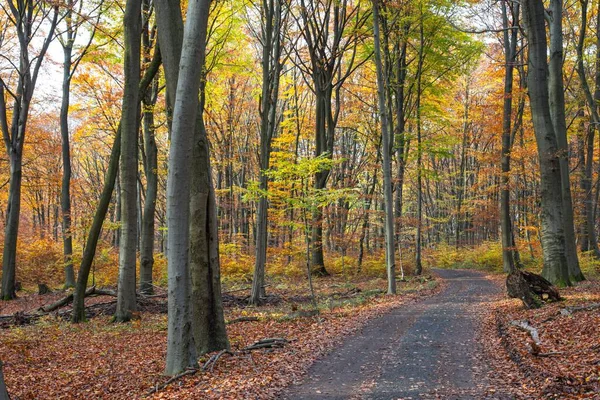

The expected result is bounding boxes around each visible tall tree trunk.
[575,0,600,258]
[373,0,396,294]
[139,0,158,295]
[115,0,142,322]
[0,4,58,300]
[500,0,519,273]
[522,0,570,286]
[71,42,161,323]
[548,0,584,282]
[155,0,229,361]
[414,5,425,276]
[250,0,285,305]
[60,23,76,288]
[162,0,212,375]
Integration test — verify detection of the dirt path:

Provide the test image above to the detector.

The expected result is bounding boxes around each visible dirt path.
[282,269,512,400]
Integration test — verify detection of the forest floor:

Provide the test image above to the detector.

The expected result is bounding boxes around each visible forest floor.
[0,273,441,399]
[1,268,599,399]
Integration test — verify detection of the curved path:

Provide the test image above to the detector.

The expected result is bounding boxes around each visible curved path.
[282,269,512,400]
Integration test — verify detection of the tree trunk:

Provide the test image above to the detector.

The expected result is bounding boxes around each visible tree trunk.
[522,0,570,286]
[0,359,9,400]
[71,45,161,323]
[548,0,584,282]
[414,6,425,276]
[139,1,158,295]
[500,0,519,273]
[373,0,396,294]
[162,0,212,375]
[60,34,75,288]
[155,0,229,369]
[250,0,285,305]
[114,0,142,322]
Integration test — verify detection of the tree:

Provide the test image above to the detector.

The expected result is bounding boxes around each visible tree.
[547,0,584,283]
[114,0,142,322]
[155,0,229,361]
[573,0,600,259]
[499,0,520,273]
[58,0,103,289]
[71,47,161,324]
[293,0,368,275]
[249,0,287,305]
[162,0,213,375]
[521,0,570,286]
[372,0,396,294]
[0,2,59,300]
[139,0,159,295]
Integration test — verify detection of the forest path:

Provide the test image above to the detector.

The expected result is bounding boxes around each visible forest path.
[281,269,512,400]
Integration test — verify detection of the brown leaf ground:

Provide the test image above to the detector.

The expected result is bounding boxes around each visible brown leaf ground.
[0,276,442,399]
[479,275,600,399]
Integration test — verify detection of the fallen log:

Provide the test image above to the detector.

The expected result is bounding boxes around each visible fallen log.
[40,286,116,313]
[560,303,600,317]
[510,320,541,345]
[226,316,259,325]
[507,270,560,309]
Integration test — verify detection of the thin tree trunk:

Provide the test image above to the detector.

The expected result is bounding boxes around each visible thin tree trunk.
[372,0,396,294]
[500,0,519,273]
[71,52,161,323]
[139,1,158,295]
[114,0,142,322]
[250,0,285,305]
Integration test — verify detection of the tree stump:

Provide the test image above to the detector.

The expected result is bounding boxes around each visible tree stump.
[37,284,51,295]
[507,270,561,309]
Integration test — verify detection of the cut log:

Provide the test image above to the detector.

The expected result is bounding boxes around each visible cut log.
[506,270,560,309]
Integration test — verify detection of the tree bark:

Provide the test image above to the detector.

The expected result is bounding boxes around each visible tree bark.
[250,0,285,305]
[139,0,158,295]
[155,0,229,365]
[500,0,519,273]
[522,0,570,286]
[548,0,584,282]
[0,4,58,300]
[372,0,396,294]
[114,0,142,322]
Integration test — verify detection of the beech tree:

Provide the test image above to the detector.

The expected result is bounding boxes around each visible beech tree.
[58,0,103,289]
[293,0,368,275]
[161,0,215,375]
[0,2,59,300]
[522,0,570,286]
[155,0,229,363]
[372,0,396,294]
[114,0,142,322]
[249,0,288,305]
